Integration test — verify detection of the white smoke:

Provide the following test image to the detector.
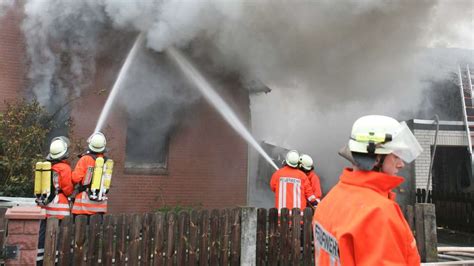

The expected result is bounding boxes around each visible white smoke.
[16,0,473,196]
[0,0,14,17]
[20,0,473,106]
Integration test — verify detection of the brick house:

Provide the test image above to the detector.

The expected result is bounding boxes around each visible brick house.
[0,5,250,213]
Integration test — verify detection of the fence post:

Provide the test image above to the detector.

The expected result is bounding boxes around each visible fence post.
[240,207,257,266]
[4,206,46,265]
[415,203,438,262]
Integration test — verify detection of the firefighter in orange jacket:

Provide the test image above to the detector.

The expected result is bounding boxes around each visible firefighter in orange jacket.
[313,115,423,265]
[71,132,108,215]
[270,150,318,212]
[37,136,74,263]
[42,136,74,218]
[298,154,323,203]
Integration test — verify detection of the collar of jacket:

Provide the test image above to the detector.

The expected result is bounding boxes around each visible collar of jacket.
[340,168,404,197]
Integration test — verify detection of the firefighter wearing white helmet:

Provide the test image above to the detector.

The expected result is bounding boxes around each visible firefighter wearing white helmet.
[298,154,323,204]
[72,132,113,216]
[88,132,106,153]
[285,150,300,168]
[35,136,75,263]
[313,115,422,265]
[270,150,318,213]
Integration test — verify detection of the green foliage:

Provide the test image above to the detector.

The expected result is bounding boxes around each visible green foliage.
[0,99,54,197]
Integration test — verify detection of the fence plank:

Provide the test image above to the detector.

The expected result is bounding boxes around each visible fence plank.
[44,217,59,266]
[291,208,302,265]
[188,210,199,266]
[423,204,438,262]
[102,215,114,266]
[142,213,153,266]
[177,211,189,266]
[115,214,127,265]
[267,208,279,266]
[128,214,143,266]
[153,212,165,266]
[57,216,73,266]
[221,209,231,266]
[209,209,220,266]
[303,208,313,266]
[230,208,241,266]
[73,215,88,266]
[280,208,290,266]
[166,212,177,266]
[199,210,209,266]
[256,208,267,266]
[86,215,101,266]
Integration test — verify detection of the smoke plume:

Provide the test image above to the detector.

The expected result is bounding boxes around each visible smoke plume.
[0,0,14,17]
[16,0,474,198]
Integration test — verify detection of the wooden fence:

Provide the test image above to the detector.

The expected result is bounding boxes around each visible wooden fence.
[416,189,474,233]
[40,207,314,266]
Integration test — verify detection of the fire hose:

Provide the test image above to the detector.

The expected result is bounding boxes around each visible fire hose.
[438,247,474,260]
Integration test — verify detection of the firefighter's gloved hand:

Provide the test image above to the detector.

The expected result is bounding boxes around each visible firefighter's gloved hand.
[310,199,319,207]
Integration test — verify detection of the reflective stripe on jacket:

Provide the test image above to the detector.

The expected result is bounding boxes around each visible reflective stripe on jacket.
[313,168,420,266]
[44,161,73,219]
[71,192,107,214]
[270,165,316,211]
[72,154,107,215]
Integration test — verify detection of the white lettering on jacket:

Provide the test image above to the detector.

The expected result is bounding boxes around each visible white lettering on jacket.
[315,222,340,261]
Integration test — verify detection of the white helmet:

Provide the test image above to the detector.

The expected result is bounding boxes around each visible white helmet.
[285,150,300,168]
[299,154,313,171]
[88,132,106,153]
[348,115,422,163]
[47,137,69,160]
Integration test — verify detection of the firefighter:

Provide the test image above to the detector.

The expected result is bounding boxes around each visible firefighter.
[270,150,318,213]
[36,136,74,264]
[313,115,423,265]
[298,154,323,204]
[71,132,109,216]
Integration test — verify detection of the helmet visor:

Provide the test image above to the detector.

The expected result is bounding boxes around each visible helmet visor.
[383,122,422,163]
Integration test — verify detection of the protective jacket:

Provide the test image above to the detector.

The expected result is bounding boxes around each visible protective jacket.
[44,161,73,219]
[71,153,107,215]
[313,168,420,266]
[307,170,323,201]
[270,165,317,211]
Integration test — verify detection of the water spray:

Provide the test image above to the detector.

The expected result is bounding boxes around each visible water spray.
[166,47,279,171]
[94,33,145,134]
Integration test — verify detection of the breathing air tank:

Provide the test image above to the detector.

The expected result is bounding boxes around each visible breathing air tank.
[41,161,52,199]
[90,157,104,200]
[104,159,114,191]
[34,162,43,198]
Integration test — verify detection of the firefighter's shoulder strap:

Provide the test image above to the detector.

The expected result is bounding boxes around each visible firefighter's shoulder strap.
[77,153,107,192]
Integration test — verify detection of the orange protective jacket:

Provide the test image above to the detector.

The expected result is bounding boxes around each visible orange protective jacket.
[44,161,73,219]
[270,165,317,211]
[71,153,107,215]
[313,168,420,266]
[307,170,323,201]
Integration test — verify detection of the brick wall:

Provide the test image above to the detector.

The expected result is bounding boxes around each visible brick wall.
[414,129,469,189]
[1,5,250,213]
[71,55,250,213]
[0,2,26,110]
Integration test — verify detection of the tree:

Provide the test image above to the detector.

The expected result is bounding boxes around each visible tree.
[0,99,54,196]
